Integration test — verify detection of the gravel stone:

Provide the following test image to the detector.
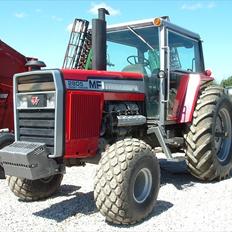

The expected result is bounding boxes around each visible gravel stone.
[1,156,232,232]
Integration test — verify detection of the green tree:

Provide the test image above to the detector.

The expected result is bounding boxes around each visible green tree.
[220,76,232,87]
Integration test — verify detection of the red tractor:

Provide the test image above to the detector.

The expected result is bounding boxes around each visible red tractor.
[1,9,232,224]
[0,40,44,178]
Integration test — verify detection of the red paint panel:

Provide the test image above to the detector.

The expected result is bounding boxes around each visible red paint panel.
[170,74,189,121]
[0,84,14,130]
[70,92,103,139]
[0,40,29,131]
[103,92,144,101]
[61,69,143,81]
[65,138,99,158]
[177,74,214,123]
[65,91,104,158]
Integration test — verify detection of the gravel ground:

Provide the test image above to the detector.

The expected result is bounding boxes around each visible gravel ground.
[0,155,232,232]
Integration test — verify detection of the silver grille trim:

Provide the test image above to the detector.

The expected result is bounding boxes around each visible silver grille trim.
[13,70,64,158]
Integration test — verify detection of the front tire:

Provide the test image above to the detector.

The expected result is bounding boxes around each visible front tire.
[7,174,63,201]
[0,133,14,179]
[94,138,160,224]
[185,85,232,180]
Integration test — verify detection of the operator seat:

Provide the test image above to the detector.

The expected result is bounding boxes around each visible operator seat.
[149,68,160,93]
[122,64,147,76]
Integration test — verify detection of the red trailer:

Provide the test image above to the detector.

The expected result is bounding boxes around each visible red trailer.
[0,40,44,178]
[0,40,31,130]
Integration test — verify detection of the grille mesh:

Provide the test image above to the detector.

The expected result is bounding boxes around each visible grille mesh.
[70,93,102,139]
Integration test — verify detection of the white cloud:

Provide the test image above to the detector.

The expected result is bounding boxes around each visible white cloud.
[35,9,42,13]
[89,2,120,16]
[181,3,203,10]
[51,15,63,22]
[181,2,216,11]
[15,12,26,18]
[207,2,216,9]
[66,2,120,33]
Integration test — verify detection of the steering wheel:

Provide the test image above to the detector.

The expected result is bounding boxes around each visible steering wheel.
[127,55,150,67]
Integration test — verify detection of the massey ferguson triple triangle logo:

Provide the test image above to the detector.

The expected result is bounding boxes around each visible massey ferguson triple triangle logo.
[31,96,40,106]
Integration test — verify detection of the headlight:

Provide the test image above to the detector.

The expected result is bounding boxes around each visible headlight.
[47,93,56,108]
[16,92,56,109]
[17,95,28,108]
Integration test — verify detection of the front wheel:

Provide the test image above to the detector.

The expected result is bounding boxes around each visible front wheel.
[0,133,14,179]
[94,138,160,224]
[7,174,63,201]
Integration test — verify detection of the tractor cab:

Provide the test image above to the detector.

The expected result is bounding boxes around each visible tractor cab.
[106,17,205,123]
[63,10,206,125]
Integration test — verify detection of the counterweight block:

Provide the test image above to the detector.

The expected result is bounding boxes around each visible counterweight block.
[0,141,63,180]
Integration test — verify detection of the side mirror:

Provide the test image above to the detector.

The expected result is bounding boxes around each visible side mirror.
[157,70,166,79]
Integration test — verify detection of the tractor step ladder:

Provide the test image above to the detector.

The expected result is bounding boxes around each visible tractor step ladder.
[63,19,92,69]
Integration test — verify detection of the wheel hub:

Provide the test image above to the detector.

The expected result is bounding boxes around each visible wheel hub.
[133,168,152,204]
[215,107,232,165]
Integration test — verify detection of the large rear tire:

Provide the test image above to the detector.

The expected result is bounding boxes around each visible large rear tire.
[0,133,14,179]
[185,85,232,180]
[94,138,160,224]
[7,174,63,201]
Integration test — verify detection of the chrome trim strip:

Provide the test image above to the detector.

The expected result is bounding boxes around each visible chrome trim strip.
[13,73,19,141]
[159,23,167,125]
[51,70,64,158]
[106,17,200,41]
[65,79,145,93]
[16,91,56,95]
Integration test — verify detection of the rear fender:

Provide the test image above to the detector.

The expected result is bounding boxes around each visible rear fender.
[175,74,213,123]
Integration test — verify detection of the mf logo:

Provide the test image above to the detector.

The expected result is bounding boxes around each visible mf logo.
[31,96,40,106]
[89,80,103,89]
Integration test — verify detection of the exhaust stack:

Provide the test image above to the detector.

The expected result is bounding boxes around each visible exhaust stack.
[92,8,109,70]
[25,60,46,71]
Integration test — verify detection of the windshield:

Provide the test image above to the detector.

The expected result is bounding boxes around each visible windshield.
[106,25,160,118]
[106,25,160,76]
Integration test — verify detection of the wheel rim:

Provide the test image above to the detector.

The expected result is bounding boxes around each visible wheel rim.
[133,168,152,204]
[215,107,232,165]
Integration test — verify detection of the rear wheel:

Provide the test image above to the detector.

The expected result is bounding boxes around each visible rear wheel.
[7,174,63,201]
[0,133,14,179]
[94,138,160,224]
[185,85,232,180]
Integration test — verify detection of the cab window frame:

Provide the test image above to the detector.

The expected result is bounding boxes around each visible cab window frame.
[167,29,204,73]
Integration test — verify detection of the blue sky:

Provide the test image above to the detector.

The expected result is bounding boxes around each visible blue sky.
[1,0,231,83]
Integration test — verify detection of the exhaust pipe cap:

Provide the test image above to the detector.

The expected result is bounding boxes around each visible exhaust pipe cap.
[25,60,46,71]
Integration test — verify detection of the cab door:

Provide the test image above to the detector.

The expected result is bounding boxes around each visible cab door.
[165,30,204,122]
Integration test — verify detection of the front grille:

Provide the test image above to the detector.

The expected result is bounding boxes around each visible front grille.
[16,71,60,156]
[17,74,55,92]
[18,109,55,155]
[70,93,102,139]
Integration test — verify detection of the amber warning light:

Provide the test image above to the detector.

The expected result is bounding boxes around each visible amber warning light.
[153,18,162,26]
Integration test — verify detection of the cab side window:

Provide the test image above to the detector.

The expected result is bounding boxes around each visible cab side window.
[168,31,203,73]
